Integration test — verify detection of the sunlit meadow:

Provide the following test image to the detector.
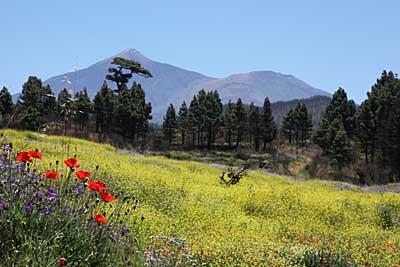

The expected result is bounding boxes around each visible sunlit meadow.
[1,129,399,266]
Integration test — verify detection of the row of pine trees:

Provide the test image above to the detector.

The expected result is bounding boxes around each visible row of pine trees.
[162,89,282,151]
[0,60,399,181]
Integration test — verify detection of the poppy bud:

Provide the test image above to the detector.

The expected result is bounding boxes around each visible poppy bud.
[57,258,66,265]
[56,160,59,166]
[141,216,144,221]
[96,165,99,170]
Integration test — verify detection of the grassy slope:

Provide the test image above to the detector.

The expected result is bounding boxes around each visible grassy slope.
[4,130,400,266]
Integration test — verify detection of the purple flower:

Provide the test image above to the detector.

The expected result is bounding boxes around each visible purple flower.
[63,205,70,213]
[36,191,45,200]
[44,206,54,214]
[75,183,83,195]
[0,201,6,210]
[121,227,129,236]
[48,188,57,202]
[10,178,18,184]
[78,207,86,213]
[25,203,34,213]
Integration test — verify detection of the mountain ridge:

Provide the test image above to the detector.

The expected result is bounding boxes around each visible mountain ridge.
[26,48,330,122]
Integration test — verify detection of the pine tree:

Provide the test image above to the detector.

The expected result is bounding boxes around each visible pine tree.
[296,104,313,146]
[261,97,276,150]
[281,108,296,144]
[19,76,53,130]
[73,89,92,130]
[248,102,260,151]
[106,57,152,92]
[234,98,246,148]
[205,91,223,148]
[57,88,73,134]
[188,96,200,146]
[328,120,353,167]
[356,94,378,164]
[130,82,152,141]
[177,101,189,145]
[315,87,355,166]
[93,81,116,134]
[41,85,58,122]
[163,104,177,146]
[223,100,236,147]
[20,106,41,131]
[0,86,14,126]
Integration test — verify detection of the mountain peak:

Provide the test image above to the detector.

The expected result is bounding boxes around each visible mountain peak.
[116,48,144,57]
[43,49,330,122]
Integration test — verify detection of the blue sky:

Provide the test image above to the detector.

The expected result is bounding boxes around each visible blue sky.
[1,0,399,103]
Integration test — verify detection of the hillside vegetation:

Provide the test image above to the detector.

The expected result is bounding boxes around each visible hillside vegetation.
[4,130,400,266]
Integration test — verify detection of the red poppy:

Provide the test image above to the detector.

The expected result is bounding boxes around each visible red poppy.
[43,170,60,179]
[88,181,107,192]
[94,214,107,224]
[64,158,80,169]
[100,192,116,202]
[16,151,33,162]
[57,258,66,265]
[75,170,91,180]
[28,150,42,159]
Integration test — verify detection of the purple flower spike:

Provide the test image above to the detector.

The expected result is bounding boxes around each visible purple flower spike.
[75,183,83,195]
[44,206,54,214]
[48,187,57,202]
[63,205,70,213]
[0,201,6,210]
[36,191,45,200]
[25,203,34,213]
[121,227,129,236]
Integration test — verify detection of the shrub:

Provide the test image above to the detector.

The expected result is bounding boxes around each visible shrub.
[220,166,248,186]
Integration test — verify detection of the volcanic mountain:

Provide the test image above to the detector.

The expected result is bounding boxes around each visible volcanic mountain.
[43,48,330,122]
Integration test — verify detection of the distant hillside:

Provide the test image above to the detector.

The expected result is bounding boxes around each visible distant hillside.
[225,95,331,127]
[271,95,331,126]
[37,48,330,122]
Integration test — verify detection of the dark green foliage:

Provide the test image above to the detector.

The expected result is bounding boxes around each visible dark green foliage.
[271,96,331,127]
[0,86,14,116]
[281,103,312,146]
[93,81,116,134]
[356,94,378,164]
[57,88,73,117]
[281,109,296,144]
[19,77,58,130]
[204,90,223,148]
[106,57,152,92]
[295,103,313,146]
[234,98,246,148]
[314,88,355,166]
[248,102,260,151]
[355,71,400,181]
[73,88,92,129]
[0,86,14,125]
[187,90,223,148]
[163,104,177,145]
[20,106,41,131]
[223,100,236,147]
[41,85,57,117]
[177,101,189,145]
[328,120,353,167]
[261,97,276,150]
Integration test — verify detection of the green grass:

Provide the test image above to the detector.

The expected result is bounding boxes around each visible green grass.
[3,130,400,266]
